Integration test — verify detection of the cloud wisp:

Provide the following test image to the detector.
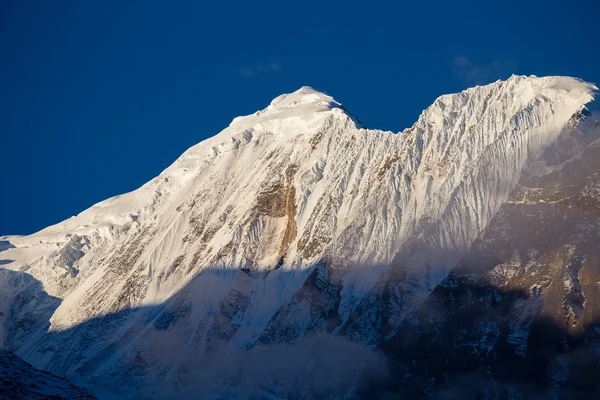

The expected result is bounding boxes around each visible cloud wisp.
[240,59,282,78]
[450,56,517,86]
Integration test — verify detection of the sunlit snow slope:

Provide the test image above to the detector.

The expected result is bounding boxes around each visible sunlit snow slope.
[0,75,596,397]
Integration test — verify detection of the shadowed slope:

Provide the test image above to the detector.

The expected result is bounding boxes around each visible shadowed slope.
[0,349,96,400]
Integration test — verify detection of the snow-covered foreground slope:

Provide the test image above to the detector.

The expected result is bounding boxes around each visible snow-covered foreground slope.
[0,76,596,398]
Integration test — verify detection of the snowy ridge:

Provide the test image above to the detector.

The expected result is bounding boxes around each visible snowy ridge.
[0,75,596,397]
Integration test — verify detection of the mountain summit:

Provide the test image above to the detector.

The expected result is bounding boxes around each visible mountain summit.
[1,76,598,398]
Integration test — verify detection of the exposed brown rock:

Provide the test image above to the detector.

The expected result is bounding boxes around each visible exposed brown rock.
[377,155,401,180]
[255,182,287,218]
[279,164,298,257]
[310,130,325,150]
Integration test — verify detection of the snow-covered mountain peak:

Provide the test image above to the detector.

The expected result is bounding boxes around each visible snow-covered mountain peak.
[1,76,598,398]
[268,86,336,109]
[170,86,356,174]
[226,85,347,131]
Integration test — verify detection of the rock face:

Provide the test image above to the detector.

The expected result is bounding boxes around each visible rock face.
[0,76,598,398]
[0,349,96,399]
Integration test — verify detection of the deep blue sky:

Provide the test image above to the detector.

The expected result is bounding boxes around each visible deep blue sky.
[1,0,598,235]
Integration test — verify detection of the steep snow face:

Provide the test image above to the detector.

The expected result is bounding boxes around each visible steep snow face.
[0,76,596,396]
